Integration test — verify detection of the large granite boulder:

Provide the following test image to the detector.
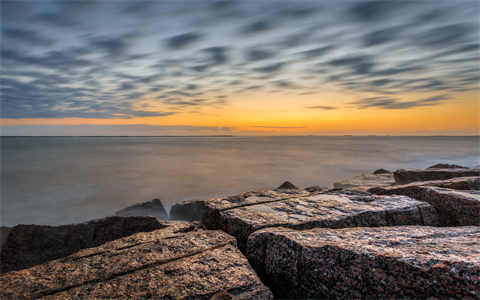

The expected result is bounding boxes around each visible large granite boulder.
[427,163,469,169]
[170,199,206,222]
[1,222,273,299]
[247,226,480,299]
[170,185,330,222]
[0,227,11,253]
[1,215,169,274]
[369,176,480,193]
[202,188,437,252]
[333,173,394,191]
[114,198,169,220]
[369,185,480,226]
[394,168,480,185]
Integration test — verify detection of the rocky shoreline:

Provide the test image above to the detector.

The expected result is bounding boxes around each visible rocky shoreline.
[1,164,479,299]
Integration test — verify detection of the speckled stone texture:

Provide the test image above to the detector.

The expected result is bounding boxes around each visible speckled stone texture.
[369,176,480,193]
[333,173,394,191]
[1,222,273,300]
[1,215,170,274]
[369,185,480,226]
[247,226,480,299]
[394,168,480,185]
[115,198,169,220]
[170,199,206,221]
[202,189,437,252]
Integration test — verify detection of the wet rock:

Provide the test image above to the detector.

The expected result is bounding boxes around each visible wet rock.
[333,173,394,191]
[1,223,273,300]
[115,198,169,220]
[202,189,437,252]
[394,168,480,185]
[373,168,392,174]
[427,163,469,169]
[170,199,206,222]
[0,227,11,253]
[247,226,480,299]
[276,181,297,189]
[369,185,480,226]
[1,215,170,274]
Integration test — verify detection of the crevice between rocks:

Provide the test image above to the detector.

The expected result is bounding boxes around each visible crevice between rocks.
[417,206,425,225]
[35,242,233,298]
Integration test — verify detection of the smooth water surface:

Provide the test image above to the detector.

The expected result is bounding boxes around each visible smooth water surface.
[1,136,479,226]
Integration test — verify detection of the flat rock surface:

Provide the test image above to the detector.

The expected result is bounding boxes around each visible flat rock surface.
[1,222,273,299]
[247,226,480,299]
[202,188,437,252]
[369,185,480,226]
[115,198,169,220]
[1,216,170,274]
[171,186,329,222]
[333,173,394,191]
[394,168,480,185]
[369,176,480,192]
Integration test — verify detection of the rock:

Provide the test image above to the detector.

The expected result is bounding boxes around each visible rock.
[170,199,206,221]
[369,185,480,226]
[333,173,394,191]
[0,215,170,274]
[427,163,469,169]
[369,176,480,193]
[247,226,480,299]
[1,223,273,300]
[394,168,480,185]
[115,198,169,220]
[373,168,392,174]
[276,181,297,189]
[202,188,437,252]
[0,227,11,253]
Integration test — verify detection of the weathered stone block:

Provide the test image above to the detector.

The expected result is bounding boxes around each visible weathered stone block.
[170,199,206,222]
[333,173,394,191]
[247,226,480,299]
[1,223,273,299]
[1,216,169,274]
[115,198,169,220]
[369,176,480,192]
[202,189,437,252]
[369,185,480,226]
[394,168,480,185]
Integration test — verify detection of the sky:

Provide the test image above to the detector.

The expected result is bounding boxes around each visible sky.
[1,0,479,136]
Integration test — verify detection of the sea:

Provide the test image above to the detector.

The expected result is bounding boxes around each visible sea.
[1,136,479,226]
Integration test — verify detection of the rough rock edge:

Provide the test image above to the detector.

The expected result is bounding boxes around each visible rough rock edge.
[114,198,169,221]
[0,215,172,274]
[246,226,480,299]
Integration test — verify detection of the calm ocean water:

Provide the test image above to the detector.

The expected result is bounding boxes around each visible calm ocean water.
[1,136,479,226]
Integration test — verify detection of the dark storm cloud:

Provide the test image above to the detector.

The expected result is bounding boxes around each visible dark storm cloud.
[363,28,400,47]
[352,95,451,109]
[1,48,92,71]
[165,32,203,50]
[91,38,129,57]
[328,55,374,75]
[307,106,338,110]
[416,24,475,48]
[247,49,276,61]
[349,1,402,22]
[254,63,285,73]
[2,27,55,46]
[299,46,335,59]
[241,20,274,35]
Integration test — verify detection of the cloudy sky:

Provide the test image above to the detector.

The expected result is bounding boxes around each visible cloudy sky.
[1,0,479,135]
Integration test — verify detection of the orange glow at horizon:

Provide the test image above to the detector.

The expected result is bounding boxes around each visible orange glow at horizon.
[2,90,478,135]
